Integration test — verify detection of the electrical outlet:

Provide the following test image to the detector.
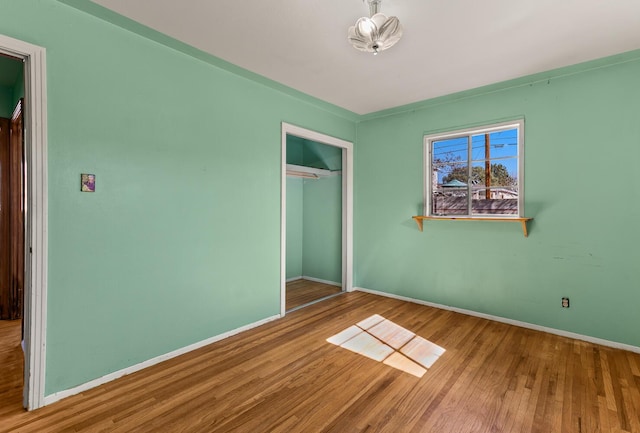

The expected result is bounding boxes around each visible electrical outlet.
[561,297,570,308]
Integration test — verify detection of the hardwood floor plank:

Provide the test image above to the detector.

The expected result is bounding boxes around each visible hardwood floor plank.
[286,279,342,311]
[0,319,22,421]
[2,292,640,432]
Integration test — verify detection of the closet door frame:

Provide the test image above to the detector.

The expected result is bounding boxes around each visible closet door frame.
[280,123,353,316]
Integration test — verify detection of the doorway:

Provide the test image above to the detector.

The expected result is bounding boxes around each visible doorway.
[280,123,353,315]
[285,136,342,310]
[0,53,25,413]
[0,33,48,411]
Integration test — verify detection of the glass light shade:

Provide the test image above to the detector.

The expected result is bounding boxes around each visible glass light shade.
[348,13,403,54]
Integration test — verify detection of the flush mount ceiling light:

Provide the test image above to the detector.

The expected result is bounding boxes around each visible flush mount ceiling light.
[348,0,403,55]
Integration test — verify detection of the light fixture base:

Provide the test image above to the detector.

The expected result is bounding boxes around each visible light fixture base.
[365,0,382,16]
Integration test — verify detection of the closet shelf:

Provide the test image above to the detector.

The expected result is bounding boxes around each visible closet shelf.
[412,216,533,237]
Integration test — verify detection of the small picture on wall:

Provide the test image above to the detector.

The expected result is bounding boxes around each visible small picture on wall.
[81,173,96,192]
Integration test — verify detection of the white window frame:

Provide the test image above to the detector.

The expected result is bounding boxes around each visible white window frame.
[424,119,524,218]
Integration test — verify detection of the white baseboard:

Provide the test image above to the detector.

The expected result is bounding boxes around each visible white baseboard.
[43,314,281,406]
[301,276,342,287]
[354,287,640,354]
[286,276,342,287]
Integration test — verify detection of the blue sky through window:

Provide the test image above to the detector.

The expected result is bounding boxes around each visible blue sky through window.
[432,128,518,184]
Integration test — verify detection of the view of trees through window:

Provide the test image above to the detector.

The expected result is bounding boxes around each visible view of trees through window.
[428,125,521,216]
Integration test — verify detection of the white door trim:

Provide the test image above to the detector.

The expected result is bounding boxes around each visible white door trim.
[0,33,48,410]
[280,123,353,317]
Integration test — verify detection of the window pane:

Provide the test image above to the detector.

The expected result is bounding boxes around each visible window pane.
[489,159,517,188]
[470,160,518,188]
[433,160,467,186]
[470,134,487,161]
[432,181,468,216]
[471,188,518,215]
[431,128,470,214]
[471,129,518,162]
[432,137,468,166]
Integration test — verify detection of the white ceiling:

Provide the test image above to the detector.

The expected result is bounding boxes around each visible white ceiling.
[92,0,640,115]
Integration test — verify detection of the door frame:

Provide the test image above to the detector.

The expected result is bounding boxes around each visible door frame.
[280,122,353,316]
[0,34,48,410]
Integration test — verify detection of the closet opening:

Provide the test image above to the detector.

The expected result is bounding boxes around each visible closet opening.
[280,123,353,315]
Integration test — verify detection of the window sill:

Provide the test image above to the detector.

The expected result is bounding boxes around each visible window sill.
[412,216,533,237]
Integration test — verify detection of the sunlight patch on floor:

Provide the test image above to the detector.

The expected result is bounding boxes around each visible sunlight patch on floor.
[327,315,445,378]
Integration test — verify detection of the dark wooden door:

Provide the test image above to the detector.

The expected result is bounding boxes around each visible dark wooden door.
[0,100,24,320]
[0,116,10,318]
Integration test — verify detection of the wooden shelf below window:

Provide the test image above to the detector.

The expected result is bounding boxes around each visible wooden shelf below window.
[412,216,533,237]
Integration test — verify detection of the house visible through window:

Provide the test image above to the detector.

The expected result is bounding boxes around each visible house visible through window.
[424,120,524,218]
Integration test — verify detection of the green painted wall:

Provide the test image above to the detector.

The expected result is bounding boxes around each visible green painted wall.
[302,142,342,171]
[12,68,24,105]
[286,175,342,283]
[303,175,342,283]
[286,135,342,171]
[0,54,22,116]
[286,137,342,283]
[0,85,12,117]
[286,136,304,166]
[355,53,640,347]
[286,177,303,279]
[0,0,355,395]
[0,79,23,117]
